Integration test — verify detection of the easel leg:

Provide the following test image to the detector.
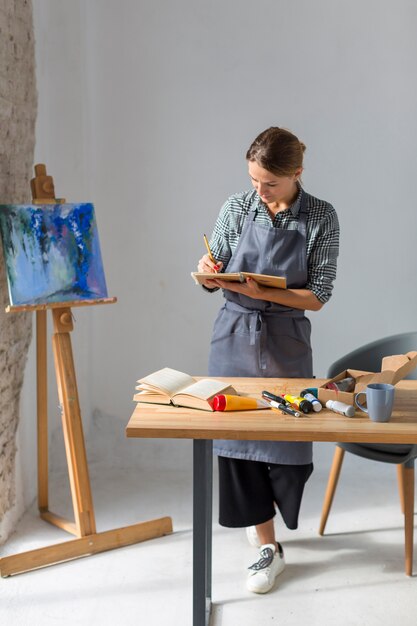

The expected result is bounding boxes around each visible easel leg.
[52,308,96,536]
[37,310,49,512]
[37,310,81,534]
[0,518,173,577]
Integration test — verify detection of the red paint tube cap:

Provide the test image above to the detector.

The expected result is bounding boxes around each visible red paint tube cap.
[213,394,226,411]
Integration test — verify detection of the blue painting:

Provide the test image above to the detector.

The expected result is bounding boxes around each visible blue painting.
[0,203,108,306]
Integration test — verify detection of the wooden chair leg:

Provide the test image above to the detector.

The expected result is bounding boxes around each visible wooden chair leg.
[403,462,414,576]
[319,446,345,535]
[397,464,405,514]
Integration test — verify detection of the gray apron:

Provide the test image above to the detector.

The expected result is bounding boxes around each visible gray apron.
[209,190,313,465]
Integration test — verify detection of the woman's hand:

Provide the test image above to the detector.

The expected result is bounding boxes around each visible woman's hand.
[212,276,265,299]
[197,254,223,288]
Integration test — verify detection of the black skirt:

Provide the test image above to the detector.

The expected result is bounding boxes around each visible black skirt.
[218,456,313,530]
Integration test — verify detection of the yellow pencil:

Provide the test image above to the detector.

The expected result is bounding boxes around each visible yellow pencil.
[203,234,216,265]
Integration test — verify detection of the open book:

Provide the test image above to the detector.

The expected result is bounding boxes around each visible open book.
[134,367,237,411]
[191,272,286,289]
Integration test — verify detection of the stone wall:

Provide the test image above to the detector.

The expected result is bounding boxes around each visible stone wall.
[0,0,37,531]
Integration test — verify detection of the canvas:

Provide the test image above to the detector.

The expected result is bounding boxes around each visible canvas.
[0,203,108,306]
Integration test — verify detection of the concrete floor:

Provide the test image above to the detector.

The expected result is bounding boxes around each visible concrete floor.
[1,444,417,626]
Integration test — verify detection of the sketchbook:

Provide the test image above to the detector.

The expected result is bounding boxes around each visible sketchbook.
[134,367,237,411]
[191,272,286,289]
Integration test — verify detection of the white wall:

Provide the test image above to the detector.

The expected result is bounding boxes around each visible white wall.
[26,0,417,480]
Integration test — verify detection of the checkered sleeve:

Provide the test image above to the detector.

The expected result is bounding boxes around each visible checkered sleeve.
[305,206,340,303]
[208,199,235,268]
[200,199,234,293]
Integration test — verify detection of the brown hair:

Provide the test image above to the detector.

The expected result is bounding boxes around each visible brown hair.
[246,127,306,177]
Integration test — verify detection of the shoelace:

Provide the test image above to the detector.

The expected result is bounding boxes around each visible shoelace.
[248,547,274,571]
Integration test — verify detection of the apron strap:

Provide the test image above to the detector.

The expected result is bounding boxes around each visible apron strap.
[249,310,267,370]
[297,189,309,237]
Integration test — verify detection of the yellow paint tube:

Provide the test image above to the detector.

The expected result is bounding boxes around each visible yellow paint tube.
[213,394,269,411]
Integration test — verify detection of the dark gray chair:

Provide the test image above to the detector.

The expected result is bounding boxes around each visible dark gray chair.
[318,331,417,575]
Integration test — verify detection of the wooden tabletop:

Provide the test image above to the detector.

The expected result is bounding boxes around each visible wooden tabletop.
[126,378,417,444]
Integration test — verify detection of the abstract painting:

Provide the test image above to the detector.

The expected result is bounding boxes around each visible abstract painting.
[0,203,108,306]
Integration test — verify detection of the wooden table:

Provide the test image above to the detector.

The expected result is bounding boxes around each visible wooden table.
[126,378,417,626]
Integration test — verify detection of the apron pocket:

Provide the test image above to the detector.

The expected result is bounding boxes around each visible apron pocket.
[211,307,258,340]
[267,317,312,376]
[209,308,262,376]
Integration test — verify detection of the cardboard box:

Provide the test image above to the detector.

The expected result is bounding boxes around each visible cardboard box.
[318,351,417,407]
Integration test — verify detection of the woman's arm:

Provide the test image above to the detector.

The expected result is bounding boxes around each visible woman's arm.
[205,276,324,311]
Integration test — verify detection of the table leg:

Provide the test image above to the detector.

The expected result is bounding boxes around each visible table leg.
[193,439,213,626]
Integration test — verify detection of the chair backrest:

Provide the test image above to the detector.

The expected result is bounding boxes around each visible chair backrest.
[327,331,417,379]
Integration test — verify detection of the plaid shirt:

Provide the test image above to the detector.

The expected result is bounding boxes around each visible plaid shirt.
[208,187,339,303]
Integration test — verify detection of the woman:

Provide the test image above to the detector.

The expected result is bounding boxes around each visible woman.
[197,127,339,594]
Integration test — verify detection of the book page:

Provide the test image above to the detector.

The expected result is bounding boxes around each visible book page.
[191,272,286,289]
[133,390,172,404]
[240,273,286,289]
[174,378,231,401]
[191,272,243,285]
[137,367,196,396]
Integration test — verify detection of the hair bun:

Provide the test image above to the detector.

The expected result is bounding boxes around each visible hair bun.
[246,127,305,176]
[299,141,306,153]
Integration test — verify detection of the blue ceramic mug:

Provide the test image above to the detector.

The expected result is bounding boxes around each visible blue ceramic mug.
[355,383,395,422]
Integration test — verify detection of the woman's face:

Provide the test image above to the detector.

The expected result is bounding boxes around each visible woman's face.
[248,160,301,206]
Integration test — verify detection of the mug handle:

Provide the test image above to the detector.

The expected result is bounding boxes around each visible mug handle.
[355,391,368,414]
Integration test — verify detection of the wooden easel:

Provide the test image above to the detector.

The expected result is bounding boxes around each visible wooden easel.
[0,165,172,576]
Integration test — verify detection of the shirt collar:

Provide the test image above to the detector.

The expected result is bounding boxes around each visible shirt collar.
[254,183,303,218]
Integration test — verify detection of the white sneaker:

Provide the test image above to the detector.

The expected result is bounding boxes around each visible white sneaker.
[246,543,286,594]
[246,525,261,548]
